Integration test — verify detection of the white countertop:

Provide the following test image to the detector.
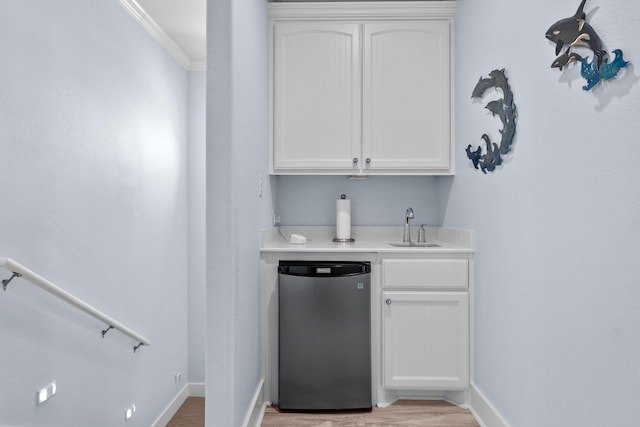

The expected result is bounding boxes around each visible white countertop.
[261,226,474,254]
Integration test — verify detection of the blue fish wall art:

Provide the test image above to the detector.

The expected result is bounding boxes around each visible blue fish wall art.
[546,0,629,91]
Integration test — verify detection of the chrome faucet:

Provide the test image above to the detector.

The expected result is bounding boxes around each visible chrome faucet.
[402,207,414,242]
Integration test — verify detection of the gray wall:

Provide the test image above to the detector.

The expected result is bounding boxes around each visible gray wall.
[4,0,637,425]
[275,176,446,226]
[446,1,640,426]
[0,1,189,426]
[206,0,272,424]
[188,71,206,384]
[272,1,640,425]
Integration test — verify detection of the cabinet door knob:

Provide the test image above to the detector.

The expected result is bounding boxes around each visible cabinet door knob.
[385,299,392,305]
[353,157,359,164]
[365,157,371,164]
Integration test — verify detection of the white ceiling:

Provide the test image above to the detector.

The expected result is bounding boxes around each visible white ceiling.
[134,0,206,66]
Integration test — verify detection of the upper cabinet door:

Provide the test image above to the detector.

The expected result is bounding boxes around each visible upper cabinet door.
[362,21,452,172]
[272,22,362,173]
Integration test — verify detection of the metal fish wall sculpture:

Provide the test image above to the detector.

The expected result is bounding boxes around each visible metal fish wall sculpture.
[546,0,629,91]
[466,69,517,174]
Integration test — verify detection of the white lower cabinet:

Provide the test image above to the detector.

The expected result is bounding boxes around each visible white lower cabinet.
[261,247,474,406]
[381,258,469,391]
[382,291,468,389]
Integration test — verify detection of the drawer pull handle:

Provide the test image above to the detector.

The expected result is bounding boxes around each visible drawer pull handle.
[385,299,392,305]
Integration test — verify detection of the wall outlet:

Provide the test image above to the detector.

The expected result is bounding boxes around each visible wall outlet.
[175,372,182,385]
[272,214,281,225]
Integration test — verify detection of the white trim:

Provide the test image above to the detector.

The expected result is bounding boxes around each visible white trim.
[190,61,207,72]
[242,379,267,427]
[268,1,457,20]
[117,0,146,20]
[151,382,503,427]
[151,383,206,426]
[151,384,190,427]
[468,384,511,427]
[189,382,206,397]
[117,0,201,71]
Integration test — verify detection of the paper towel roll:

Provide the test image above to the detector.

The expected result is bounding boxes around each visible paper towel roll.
[336,197,351,240]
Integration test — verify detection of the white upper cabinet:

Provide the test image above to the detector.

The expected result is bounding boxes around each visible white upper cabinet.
[273,22,362,171]
[363,21,451,172]
[269,2,456,175]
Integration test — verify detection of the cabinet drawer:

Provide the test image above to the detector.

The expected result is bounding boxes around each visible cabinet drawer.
[382,259,468,289]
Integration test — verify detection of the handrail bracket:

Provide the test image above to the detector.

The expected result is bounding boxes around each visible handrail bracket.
[133,342,144,353]
[2,272,21,291]
[101,325,114,338]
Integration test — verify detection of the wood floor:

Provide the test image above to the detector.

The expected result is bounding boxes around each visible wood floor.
[167,398,479,427]
[167,397,205,427]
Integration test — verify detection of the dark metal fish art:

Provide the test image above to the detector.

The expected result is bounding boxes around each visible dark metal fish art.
[485,100,505,124]
[551,49,583,71]
[478,134,503,173]
[467,69,517,174]
[465,145,482,170]
[545,0,629,90]
[471,77,495,98]
[545,0,606,69]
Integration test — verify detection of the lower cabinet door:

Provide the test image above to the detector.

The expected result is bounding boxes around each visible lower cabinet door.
[382,291,469,389]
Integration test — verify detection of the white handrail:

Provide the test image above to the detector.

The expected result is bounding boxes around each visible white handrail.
[1,257,151,353]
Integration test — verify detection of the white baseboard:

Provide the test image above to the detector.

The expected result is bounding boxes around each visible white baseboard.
[468,383,511,427]
[242,379,267,427]
[152,380,519,427]
[151,384,190,427]
[151,383,207,427]
[189,382,206,397]
[377,389,468,409]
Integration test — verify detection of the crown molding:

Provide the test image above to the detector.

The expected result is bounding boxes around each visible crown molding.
[118,0,201,70]
[190,61,207,72]
[268,1,457,20]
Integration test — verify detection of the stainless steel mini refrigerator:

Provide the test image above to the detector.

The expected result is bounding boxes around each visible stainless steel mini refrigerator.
[278,260,371,411]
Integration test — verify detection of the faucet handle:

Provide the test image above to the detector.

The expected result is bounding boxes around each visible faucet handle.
[417,225,426,243]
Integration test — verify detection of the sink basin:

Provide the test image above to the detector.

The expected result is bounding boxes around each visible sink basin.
[389,242,440,248]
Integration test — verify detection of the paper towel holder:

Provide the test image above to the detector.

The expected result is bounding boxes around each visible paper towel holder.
[332,237,355,243]
[334,193,355,243]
